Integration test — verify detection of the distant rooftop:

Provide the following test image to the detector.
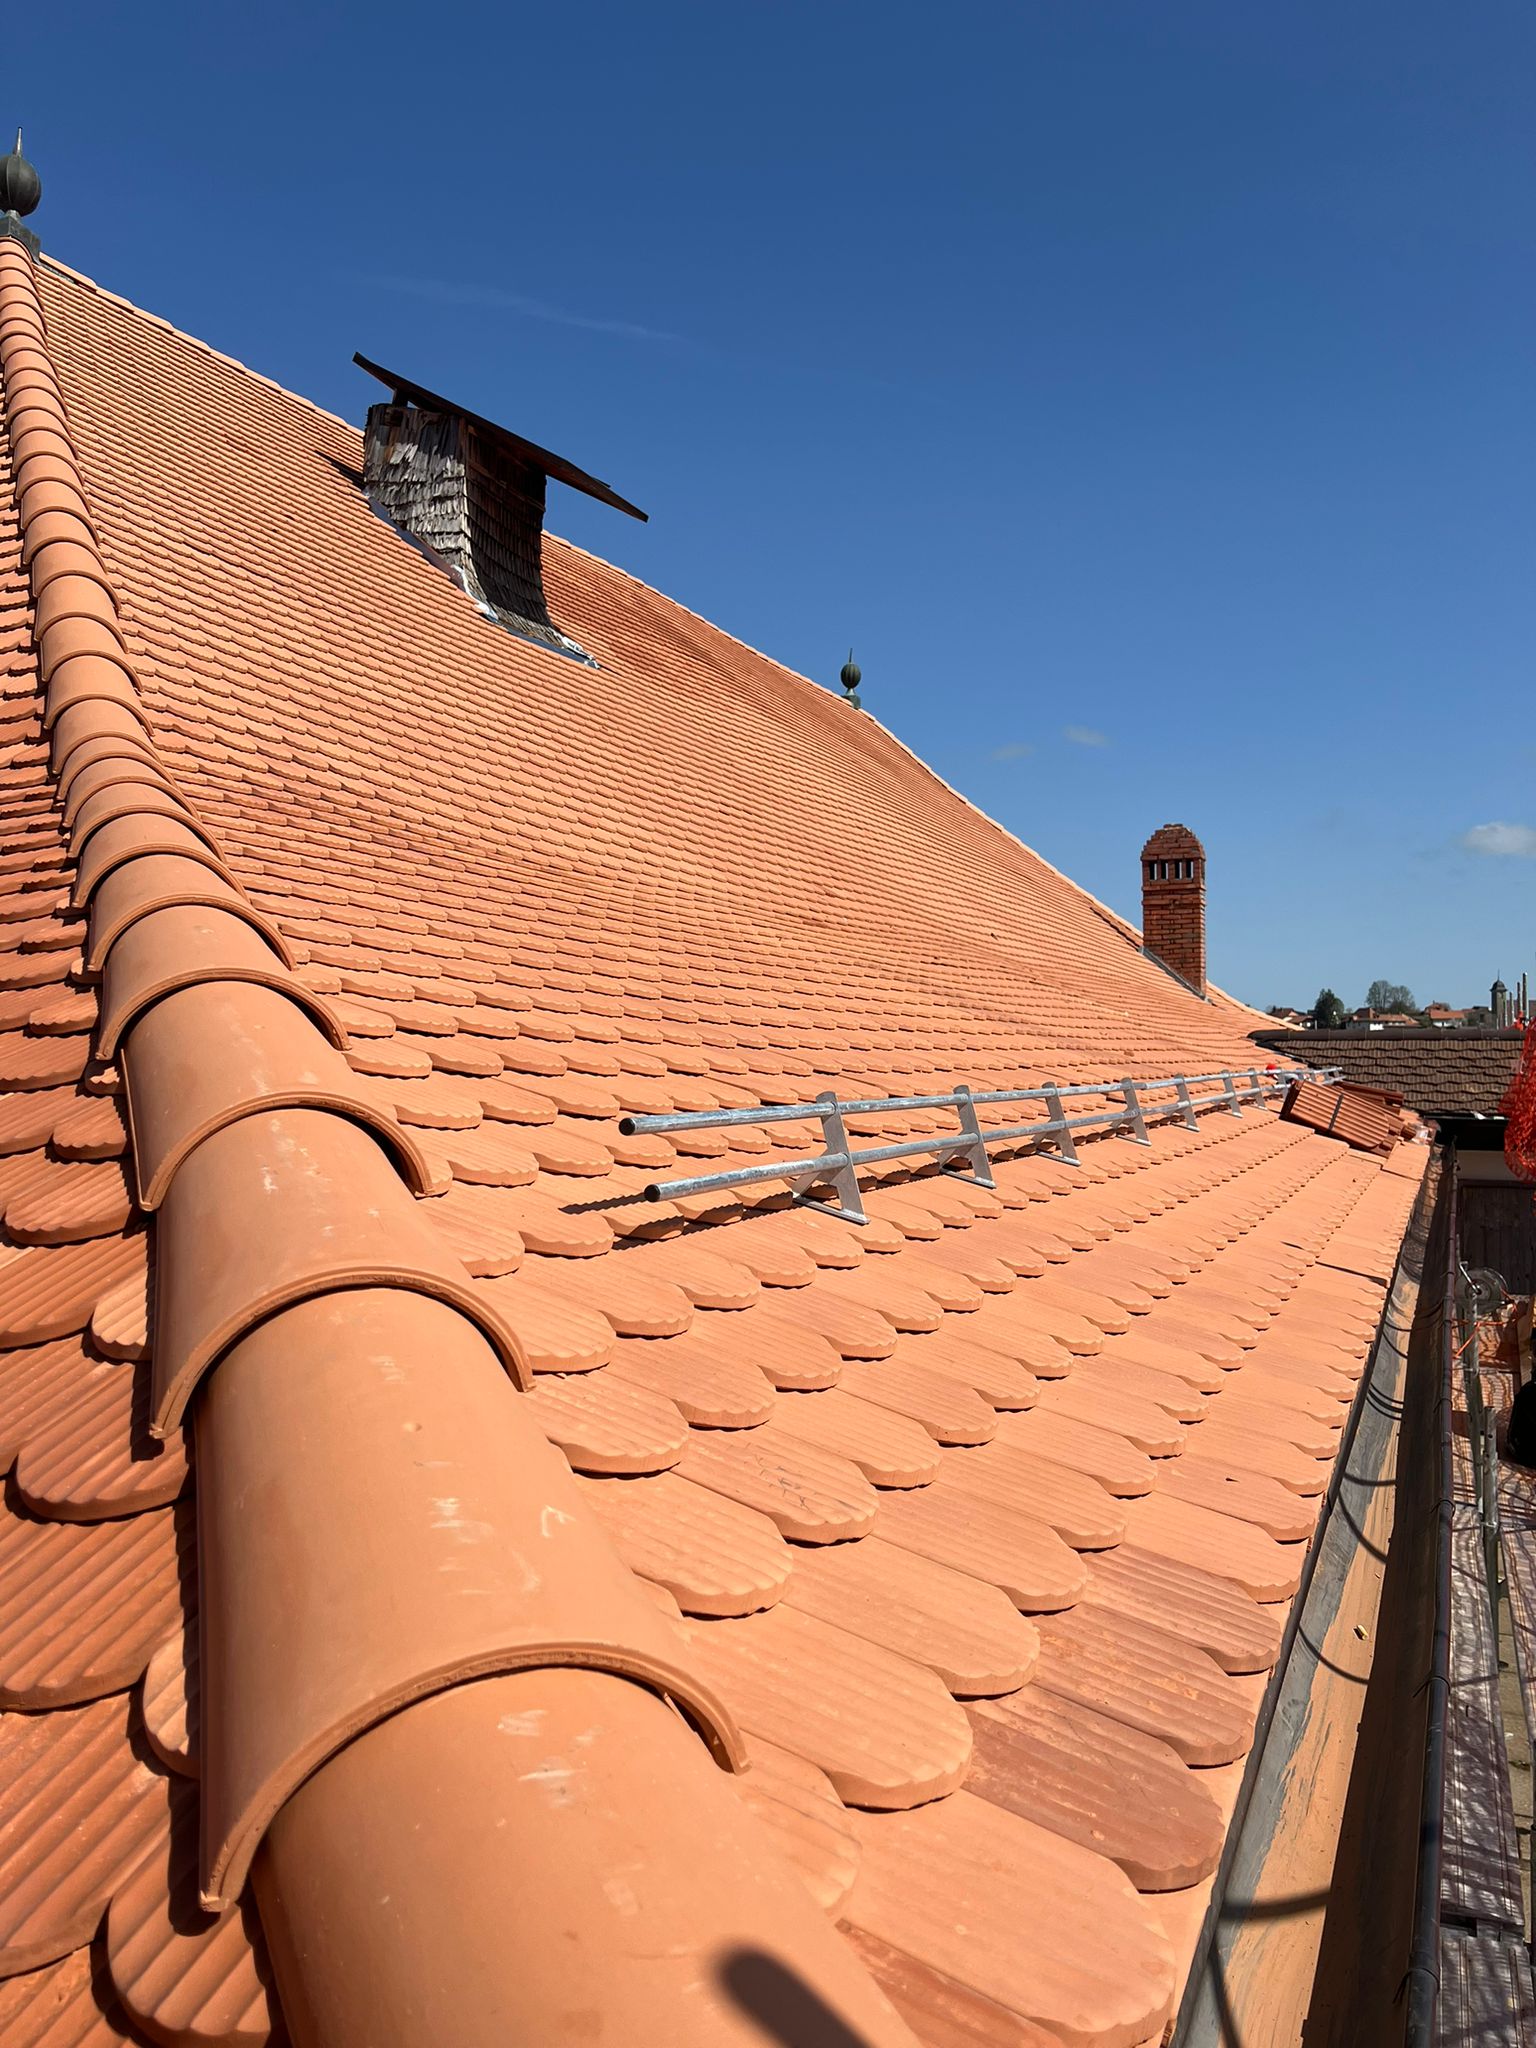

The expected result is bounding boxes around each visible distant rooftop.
[1251,1026,1523,1118]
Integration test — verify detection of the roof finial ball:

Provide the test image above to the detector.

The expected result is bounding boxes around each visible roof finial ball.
[0,129,41,258]
[839,648,863,709]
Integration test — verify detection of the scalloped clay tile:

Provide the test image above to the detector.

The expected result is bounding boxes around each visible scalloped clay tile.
[105,1768,280,2046]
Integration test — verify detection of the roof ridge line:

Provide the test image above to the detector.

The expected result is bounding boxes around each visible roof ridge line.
[3,238,911,2046]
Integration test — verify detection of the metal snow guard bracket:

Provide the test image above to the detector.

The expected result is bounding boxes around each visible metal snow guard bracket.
[619,1064,1342,1227]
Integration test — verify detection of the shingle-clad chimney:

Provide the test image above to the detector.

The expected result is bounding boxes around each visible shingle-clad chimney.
[354,353,645,662]
[1140,823,1206,998]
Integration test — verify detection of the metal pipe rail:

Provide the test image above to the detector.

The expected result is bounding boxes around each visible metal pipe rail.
[620,1062,1342,1226]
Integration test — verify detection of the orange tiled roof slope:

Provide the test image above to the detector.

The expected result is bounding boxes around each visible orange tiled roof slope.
[0,242,1429,2048]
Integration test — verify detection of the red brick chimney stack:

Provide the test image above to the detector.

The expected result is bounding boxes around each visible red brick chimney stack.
[1140,823,1206,998]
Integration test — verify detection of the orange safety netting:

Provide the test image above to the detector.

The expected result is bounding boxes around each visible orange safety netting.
[1502,1022,1536,1178]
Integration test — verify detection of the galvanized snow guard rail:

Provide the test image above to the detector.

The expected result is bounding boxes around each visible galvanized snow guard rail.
[620,1063,1344,1226]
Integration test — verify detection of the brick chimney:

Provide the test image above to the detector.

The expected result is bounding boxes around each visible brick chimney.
[1140,823,1206,998]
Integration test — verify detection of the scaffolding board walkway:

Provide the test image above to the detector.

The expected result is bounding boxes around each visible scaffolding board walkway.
[1499,1462,1536,1783]
[1432,1162,1536,2048]
[1443,1505,1525,1933]
[1439,1926,1536,2048]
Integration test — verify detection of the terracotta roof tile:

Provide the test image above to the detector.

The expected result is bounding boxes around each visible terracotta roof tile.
[0,1942,139,2046]
[685,1603,973,1807]
[0,238,1434,2044]
[141,1630,196,1781]
[0,1691,164,1972]
[786,1538,1038,1696]
[0,1231,147,1346]
[735,1734,864,1913]
[679,1422,879,1541]
[0,1494,185,1708]
[840,1926,1066,2048]
[522,1368,690,1474]
[103,1773,279,2047]
[967,1686,1225,1891]
[845,1792,1178,2048]
[256,1666,911,2045]
[11,1342,183,1519]
[577,1467,793,1617]
[1079,1544,1283,1674]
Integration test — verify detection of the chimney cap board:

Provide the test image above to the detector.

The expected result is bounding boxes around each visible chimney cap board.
[353,352,648,523]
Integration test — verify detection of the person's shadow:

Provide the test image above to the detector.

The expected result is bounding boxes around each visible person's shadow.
[720,1949,880,2048]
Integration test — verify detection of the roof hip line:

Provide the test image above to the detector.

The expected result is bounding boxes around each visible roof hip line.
[0,238,914,2048]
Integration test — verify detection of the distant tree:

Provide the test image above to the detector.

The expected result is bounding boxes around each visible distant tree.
[1313,988,1347,1029]
[1364,979,1417,1015]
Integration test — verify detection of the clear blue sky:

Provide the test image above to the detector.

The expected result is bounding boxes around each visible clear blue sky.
[13,1,1533,1012]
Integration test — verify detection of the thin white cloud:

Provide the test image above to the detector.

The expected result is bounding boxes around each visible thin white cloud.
[1462,822,1536,858]
[355,272,680,343]
[349,273,917,393]
[989,742,1034,762]
[1062,725,1109,748]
